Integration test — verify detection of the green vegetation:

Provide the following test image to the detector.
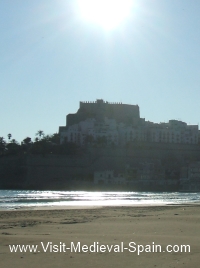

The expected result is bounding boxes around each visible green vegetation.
[0,132,81,156]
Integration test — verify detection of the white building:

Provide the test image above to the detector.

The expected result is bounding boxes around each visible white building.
[59,117,199,146]
[59,118,96,145]
[118,125,147,145]
[148,120,198,144]
[60,118,120,146]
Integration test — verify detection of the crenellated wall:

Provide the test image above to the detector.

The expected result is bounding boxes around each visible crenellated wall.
[1,142,200,190]
[67,99,140,126]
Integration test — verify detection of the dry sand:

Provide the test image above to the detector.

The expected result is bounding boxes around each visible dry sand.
[0,205,200,268]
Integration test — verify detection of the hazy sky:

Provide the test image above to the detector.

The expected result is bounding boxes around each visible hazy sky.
[1,0,200,143]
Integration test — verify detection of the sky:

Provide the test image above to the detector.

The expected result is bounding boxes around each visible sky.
[1,0,200,143]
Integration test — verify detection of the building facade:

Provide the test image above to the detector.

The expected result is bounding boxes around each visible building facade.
[59,100,199,146]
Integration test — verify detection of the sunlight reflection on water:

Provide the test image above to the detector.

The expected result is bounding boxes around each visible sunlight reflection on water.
[0,190,200,210]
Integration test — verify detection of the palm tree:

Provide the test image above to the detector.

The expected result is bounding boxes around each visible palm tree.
[7,133,12,140]
[36,130,44,140]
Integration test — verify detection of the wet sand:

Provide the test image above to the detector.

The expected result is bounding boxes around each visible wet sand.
[0,205,200,268]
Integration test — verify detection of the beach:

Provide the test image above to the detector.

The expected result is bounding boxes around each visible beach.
[0,205,200,268]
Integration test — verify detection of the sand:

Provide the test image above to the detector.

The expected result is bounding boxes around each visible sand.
[0,205,200,268]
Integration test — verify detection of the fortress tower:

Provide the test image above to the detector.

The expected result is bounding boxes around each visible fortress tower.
[66,99,140,126]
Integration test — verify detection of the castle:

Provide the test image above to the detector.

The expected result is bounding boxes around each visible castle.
[66,99,140,126]
[59,99,199,146]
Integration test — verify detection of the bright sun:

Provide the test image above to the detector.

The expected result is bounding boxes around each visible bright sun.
[77,0,134,30]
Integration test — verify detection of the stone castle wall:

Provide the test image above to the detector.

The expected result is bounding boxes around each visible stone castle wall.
[1,142,200,190]
[67,99,140,126]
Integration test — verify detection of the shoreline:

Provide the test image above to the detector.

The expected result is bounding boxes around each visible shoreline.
[1,201,200,211]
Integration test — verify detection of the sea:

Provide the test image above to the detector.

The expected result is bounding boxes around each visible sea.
[0,190,200,210]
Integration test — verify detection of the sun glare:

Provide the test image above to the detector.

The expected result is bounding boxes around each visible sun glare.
[77,0,134,30]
